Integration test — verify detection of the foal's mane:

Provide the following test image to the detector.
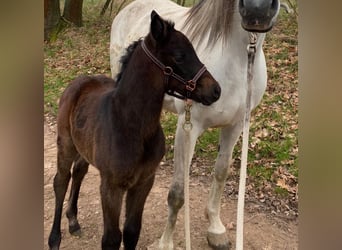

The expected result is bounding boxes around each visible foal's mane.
[115,19,176,83]
[115,39,142,83]
[184,0,236,48]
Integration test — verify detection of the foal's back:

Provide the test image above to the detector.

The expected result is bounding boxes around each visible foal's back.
[58,75,116,125]
[57,75,117,165]
[57,74,165,185]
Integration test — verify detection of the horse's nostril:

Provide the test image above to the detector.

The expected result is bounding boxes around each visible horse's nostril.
[239,0,245,9]
[271,0,279,10]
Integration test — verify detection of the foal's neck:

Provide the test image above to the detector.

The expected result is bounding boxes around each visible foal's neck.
[113,41,165,135]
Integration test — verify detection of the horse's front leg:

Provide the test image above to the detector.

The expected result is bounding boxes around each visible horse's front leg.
[206,123,243,250]
[100,175,124,250]
[159,117,203,250]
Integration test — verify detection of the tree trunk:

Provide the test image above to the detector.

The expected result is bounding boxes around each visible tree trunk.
[63,0,83,26]
[101,0,112,16]
[44,0,61,41]
[177,0,185,5]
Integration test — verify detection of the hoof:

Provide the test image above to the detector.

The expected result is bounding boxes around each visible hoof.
[207,232,230,250]
[69,223,82,236]
[147,241,173,250]
[146,241,159,250]
[48,232,61,250]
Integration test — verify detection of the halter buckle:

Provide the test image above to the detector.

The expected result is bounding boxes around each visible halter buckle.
[166,89,186,100]
[186,80,196,92]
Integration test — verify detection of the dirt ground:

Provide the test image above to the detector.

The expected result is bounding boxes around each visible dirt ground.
[44,122,298,250]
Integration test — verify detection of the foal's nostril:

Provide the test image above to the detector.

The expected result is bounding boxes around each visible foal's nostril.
[213,85,221,99]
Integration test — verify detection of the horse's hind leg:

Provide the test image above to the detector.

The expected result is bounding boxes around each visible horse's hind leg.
[206,124,242,250]
[66,156,89,235]
[48,136,77,250]
[100,175,124,250]
[123,174,155,250]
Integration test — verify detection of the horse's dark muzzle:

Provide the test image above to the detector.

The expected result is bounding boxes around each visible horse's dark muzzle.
[239,0,279,32]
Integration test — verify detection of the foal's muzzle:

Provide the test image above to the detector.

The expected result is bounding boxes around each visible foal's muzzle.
[141,40,208,100]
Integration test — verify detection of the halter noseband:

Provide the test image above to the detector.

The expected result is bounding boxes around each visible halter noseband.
[141,40,207,100]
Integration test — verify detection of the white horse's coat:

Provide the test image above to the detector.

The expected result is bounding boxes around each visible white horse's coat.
[110,0,279,248]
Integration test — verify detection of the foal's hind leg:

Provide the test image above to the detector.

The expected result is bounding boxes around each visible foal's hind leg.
[48,136,77,250]
[206,124,242,250]
[66,156,89,235]
[123,174,155,250]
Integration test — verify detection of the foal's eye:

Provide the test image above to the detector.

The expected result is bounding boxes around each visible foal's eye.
[173,52,185,64]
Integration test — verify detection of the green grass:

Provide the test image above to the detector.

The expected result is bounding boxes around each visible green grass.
[161,112,178,160]
[195,128,219,160]
[44,0,298,198]
[242,6,298,192]
[161,111,220,163]
[274,186,289,197]
[44,1,113,116]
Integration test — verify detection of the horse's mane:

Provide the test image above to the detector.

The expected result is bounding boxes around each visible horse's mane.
[115,39,142,83]
[183,0,236,48]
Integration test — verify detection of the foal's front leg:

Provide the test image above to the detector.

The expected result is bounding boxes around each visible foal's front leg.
[100,176,124,250]
[123,174,155,250]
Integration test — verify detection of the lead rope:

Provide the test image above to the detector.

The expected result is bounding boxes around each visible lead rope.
[236,32,257,250]
[183,99,193,250]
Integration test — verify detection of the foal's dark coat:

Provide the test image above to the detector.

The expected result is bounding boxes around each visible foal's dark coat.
[48,11,220,250]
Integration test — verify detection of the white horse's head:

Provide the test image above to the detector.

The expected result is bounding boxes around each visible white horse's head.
[239,0,280,32]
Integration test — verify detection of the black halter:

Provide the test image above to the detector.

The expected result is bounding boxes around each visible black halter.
[141,40,207,100]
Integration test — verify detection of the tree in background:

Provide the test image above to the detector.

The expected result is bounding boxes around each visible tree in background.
[45,0,202,41]
[63,0,83,26]
[44,0,84,41]
[101,0,129,16]
[44,0,61,41]
[100,0,196,16]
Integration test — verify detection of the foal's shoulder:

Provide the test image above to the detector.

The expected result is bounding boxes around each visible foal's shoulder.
[60,75,117,104]
[68,74,117,92]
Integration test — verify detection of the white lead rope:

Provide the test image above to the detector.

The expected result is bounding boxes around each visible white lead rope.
[183,99,193,250]
[181,32,257,250]
[236,32,257,250]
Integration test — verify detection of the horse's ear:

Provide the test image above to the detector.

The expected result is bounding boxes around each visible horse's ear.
[150,10,169,43]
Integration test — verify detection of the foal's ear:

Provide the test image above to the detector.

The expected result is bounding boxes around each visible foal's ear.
[150,10,169,43]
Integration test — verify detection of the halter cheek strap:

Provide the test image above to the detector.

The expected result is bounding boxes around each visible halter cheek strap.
[141,40,207,100]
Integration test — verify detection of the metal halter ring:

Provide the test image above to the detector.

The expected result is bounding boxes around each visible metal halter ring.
[163,66,173,76]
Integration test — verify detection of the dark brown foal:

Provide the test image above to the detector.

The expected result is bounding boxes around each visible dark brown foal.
[48,10,220,250]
